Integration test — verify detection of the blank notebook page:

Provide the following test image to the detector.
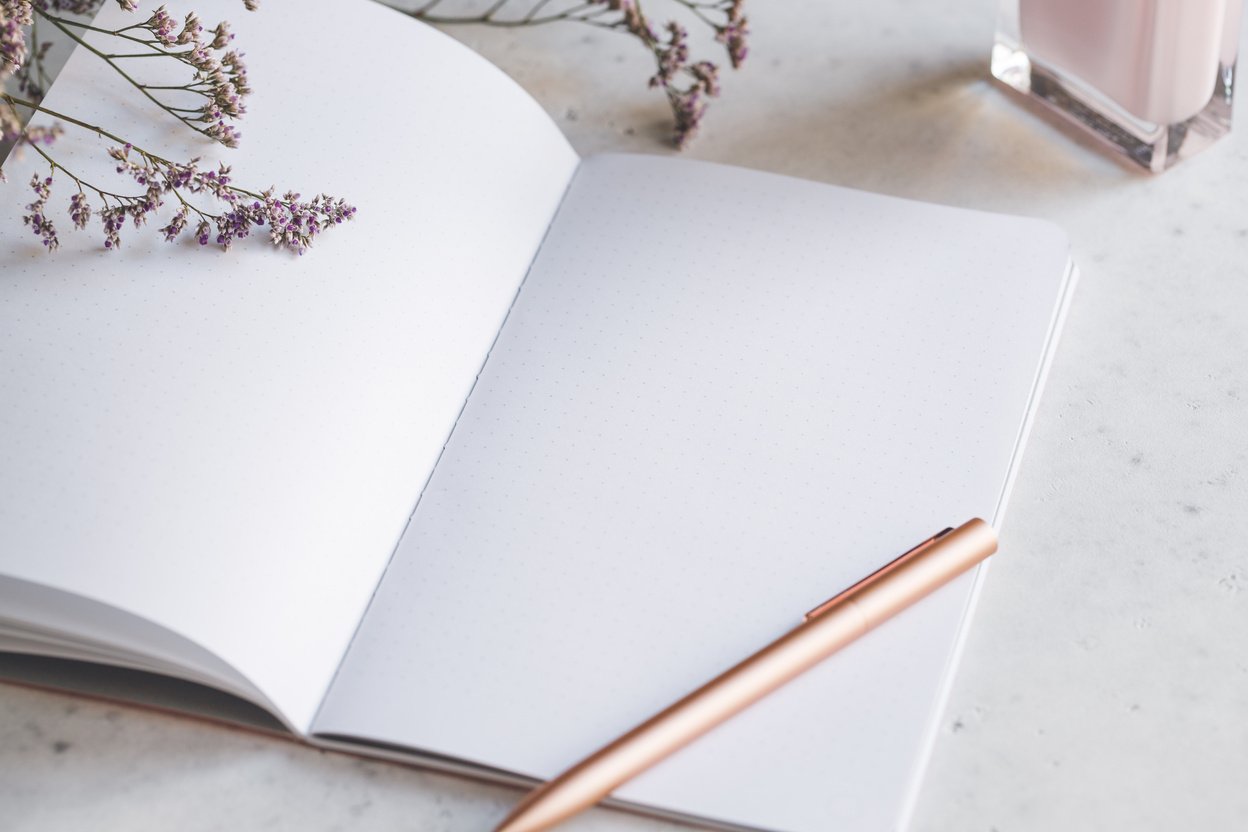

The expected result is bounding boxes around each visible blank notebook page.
[0,0,576,731]
[314,154,1071,831]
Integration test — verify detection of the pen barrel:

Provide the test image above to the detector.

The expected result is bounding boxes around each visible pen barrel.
[495,519,998,832]
[840,518,999,629]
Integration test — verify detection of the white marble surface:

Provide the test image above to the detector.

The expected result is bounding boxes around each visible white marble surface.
[4,0,1248,829]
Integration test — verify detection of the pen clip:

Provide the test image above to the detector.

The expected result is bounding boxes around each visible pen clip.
[803,527,955,621]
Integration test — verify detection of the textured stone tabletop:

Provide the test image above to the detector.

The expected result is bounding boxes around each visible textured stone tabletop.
[3,0,1247,830]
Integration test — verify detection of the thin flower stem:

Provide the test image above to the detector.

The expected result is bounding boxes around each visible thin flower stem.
[520,0,559,20]
[671,2,719,28]
[35,14,161,50]
[141,83,210,92]
[481,0,511,19]
[37,23,187,62]
[418,1,607,27]
[35,12,194,68]
[411,0,447,15]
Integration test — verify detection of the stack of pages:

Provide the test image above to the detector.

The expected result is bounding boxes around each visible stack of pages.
[0,1,1077,829]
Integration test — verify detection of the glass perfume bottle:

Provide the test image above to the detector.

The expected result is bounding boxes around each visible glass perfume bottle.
[992,0,1243,172]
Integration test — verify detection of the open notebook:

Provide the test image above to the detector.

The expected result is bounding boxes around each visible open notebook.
[0,1,1077,830]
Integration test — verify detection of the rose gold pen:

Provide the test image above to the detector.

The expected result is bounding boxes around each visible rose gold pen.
[493,517,999,832]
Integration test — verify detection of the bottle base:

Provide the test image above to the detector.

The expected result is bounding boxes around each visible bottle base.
[991,37,1235,173]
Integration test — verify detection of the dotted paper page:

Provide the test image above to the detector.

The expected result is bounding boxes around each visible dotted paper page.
[314,154,1071,830]
[0,1,578,731]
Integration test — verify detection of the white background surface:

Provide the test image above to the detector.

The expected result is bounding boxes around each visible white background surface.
[3,0,1247,830]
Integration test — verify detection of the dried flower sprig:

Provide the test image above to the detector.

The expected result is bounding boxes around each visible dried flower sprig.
[29,1,252,147]
[402,0,749,148]
[2,0,354,254]
[4,91,355,253]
